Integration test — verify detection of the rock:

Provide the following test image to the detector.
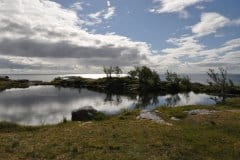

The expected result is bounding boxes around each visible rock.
[154,110,160,113]
[186,109,217,115]
[78,121,93,127]
[170,117,180,121]
[227,110,240,113]
[72,106,98,121]
[137,110,172,126]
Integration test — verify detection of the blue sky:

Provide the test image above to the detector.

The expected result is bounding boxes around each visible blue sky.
[56,0,240,50]
[0,0,239,73]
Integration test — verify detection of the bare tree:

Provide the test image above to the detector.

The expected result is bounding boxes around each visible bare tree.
[103,66,109,78]
[207,67,232,103]
[114,66,122,77]
[103,66,115,78]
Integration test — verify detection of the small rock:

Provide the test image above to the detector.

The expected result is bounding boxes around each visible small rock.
[186,109,217,115]
[170,117,180,121]
[78,121,93,127]
[227,110,240,113]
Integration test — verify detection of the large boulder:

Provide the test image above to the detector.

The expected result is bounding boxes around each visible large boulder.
[72,106,98,121]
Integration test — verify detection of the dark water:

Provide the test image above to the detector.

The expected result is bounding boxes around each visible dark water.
[2,74,240,84]
[0,86,217,126]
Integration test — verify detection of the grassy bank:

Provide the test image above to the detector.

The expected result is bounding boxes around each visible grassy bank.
[0,79,29,91]
[0,77,46,91]
[0,98,240,160]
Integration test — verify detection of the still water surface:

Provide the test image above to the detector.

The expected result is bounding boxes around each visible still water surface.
[0,86,216,126]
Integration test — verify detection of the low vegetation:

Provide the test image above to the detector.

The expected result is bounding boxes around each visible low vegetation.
[0,76,30,91]
[0,98,240,160]
[51,66,240,97]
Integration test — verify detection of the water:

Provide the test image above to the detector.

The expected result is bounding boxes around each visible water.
[0,85,217,126]
[2,74,240,84]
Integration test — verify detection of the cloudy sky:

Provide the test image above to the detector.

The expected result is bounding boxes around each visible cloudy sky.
[0,0,240,74]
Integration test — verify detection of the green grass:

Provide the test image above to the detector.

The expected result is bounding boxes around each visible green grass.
[0,98,240,160]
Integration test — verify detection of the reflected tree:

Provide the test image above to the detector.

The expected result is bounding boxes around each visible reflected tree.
[115,95,122,106]
[104,92,114,103]
[135,93,159,108]
[183,92,190,104]
[165,94,181,107]
[104,92,122,106]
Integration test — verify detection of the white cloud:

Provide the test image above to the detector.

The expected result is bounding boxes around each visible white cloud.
[191,12,240,37]
[161,34,240,73]
[107,1,111,7]
[192,13,230,37]
[195,5,205,10]
[81,1,115,26]
[214,33,224,38]
[0,0,148,74]
[104,1,115,19]
[231,18,240,26]
[70,2,84,11]
[104,6,115,20]
[163,36,205,57]
[149,0,211,18]
[158,11,240,73]
[0,1,239,74]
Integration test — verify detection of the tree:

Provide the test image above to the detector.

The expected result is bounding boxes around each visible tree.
[103,66,115,78]
[164,71,192,92]
[128,66,160,91]
[165,70,181,92]
[128,70,137,79]
[180,76,191,91]
[165,70,180,84]
[207,67,233,103]
[104,66,123,78]
[114,66,122,77]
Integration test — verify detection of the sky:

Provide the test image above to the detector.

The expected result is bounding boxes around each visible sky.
[0,0,240,74]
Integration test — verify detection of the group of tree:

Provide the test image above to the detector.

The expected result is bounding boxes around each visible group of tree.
[165,70,191,92]
[128,66,160,91]
[103,66,122,78]
[103,65,236,103]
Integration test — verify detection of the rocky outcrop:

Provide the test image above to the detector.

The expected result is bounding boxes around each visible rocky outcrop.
[72,106,98,121]
[185,109,217,115]
[137,110,172,126]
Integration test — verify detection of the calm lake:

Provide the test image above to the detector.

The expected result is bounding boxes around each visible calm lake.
[0,85,217,126]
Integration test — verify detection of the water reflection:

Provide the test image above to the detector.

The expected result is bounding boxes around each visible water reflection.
[165,94,181,107]
[104,93,122,106]
[135,93,159,108]
[0,86,216,125]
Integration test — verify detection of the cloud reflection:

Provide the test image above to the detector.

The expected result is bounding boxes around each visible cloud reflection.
[0,86,216,125]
